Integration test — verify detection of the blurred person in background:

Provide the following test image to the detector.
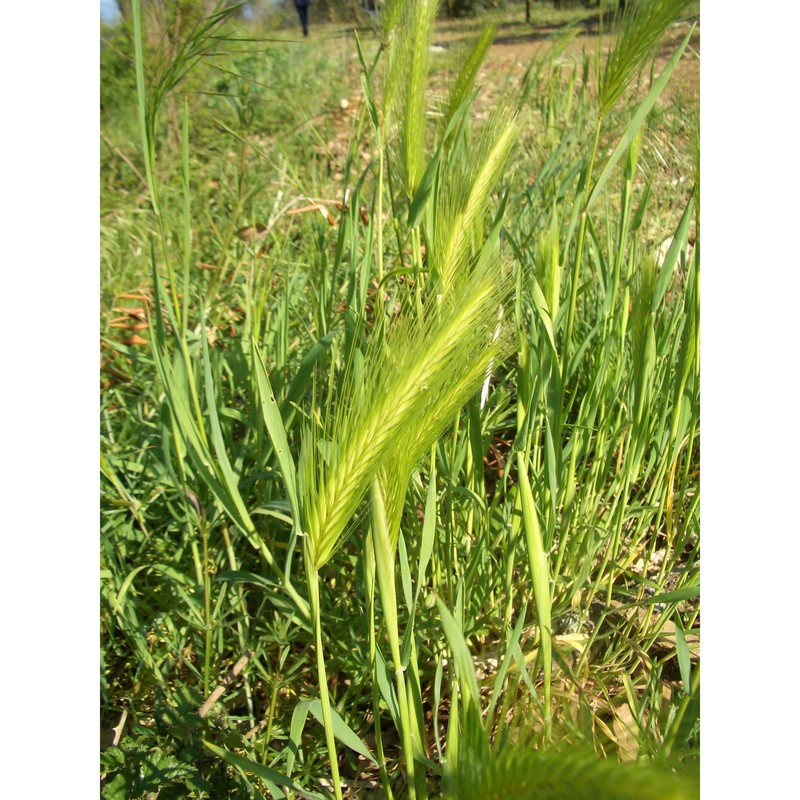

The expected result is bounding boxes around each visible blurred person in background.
[294,0,310,37]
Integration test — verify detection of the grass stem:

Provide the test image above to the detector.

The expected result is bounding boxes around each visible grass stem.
[305,549,343,800]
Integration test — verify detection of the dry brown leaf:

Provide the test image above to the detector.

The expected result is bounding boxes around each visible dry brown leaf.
[117,292,149,302]
[236,223,267,242]
[112,307,147,320]
[109,321,149,331]
[286,204,337,226]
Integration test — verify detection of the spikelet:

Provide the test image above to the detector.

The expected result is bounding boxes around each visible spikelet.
[301,252,514,569]
[430,109,518,293]
[598,0,693,117]
[381,0,439,198]
[437,24,496,141]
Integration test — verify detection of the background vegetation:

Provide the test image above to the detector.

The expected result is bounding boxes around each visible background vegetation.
[100,1,700,796]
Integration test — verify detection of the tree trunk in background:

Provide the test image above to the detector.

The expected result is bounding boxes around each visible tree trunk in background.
[117,0,132,21]
[313,0,331,23]
[526,0,530,23]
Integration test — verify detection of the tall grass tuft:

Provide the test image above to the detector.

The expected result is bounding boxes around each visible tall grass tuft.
[295,215,515,800]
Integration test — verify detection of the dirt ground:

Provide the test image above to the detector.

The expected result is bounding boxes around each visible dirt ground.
[320,8,699,138]
[314,10,698,201]
[443,11,700,108]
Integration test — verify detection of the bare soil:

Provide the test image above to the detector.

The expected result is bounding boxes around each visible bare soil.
[444,12,700,110]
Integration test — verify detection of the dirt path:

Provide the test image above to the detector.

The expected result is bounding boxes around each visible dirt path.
[441,12,700,108]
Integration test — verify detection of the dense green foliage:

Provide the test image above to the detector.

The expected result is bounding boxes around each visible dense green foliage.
[101,1,700,797]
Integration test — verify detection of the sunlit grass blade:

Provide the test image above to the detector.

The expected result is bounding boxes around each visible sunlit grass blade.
[252,337,301,526]
[516,451,552,742]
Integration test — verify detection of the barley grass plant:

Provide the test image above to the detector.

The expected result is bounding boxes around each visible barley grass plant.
[291,3,520,791]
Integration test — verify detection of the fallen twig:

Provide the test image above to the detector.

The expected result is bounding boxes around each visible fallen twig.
[198,651,252,719]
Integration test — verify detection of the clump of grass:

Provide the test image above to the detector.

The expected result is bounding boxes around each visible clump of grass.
[102,1,700,796]
[292,257,515,796]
